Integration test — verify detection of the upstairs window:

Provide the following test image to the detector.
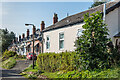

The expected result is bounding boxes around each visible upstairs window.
[77,29,83,37]
[59,32,64,50]
[46,36,50,50]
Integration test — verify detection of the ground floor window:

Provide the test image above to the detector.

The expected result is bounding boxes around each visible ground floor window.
[59,32,64,50]
[46,36,50,50]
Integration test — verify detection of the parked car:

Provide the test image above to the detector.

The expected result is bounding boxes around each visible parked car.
[26,52,37,60]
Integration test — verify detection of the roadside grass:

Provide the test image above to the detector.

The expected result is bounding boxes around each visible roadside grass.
[40,71,59,78]
[58,67,120,78]
[0,56,2,67]
[14,54,26,60]
[21,64,39,78]
[21,64,120,79]
[2,57,16,69]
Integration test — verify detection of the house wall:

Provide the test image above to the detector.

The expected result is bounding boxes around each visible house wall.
[43,23,84,53]
[30,40,42,55]
[105,7,119,45]
[118,7,120,32]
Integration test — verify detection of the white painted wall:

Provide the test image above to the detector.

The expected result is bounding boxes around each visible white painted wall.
[118,7,120,32]
[105,7,119,45]
[43,23,84,53]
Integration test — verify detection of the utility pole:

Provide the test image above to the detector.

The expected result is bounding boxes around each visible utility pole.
[25,24,35,69]
[32,25,35,69]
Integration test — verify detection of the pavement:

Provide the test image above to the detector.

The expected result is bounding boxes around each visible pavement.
[0,60,32,80]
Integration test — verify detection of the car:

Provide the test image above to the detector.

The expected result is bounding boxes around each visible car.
[26,52,37,60]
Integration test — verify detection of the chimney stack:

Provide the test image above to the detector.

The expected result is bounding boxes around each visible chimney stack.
[41,21,45,31]
[16,37,18,43]
[22,33,25,39]
[33,26,36,35]
[27,29,29,38]
[19,35,21,42]
[53,13,58,24]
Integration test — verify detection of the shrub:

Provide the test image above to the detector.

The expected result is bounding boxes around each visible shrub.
[75,11,111,70]
[36,52,80,72]
[2,50,17,61]
[15,54,26,59]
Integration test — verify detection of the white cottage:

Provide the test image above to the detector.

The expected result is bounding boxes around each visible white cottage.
[42,1,120,53]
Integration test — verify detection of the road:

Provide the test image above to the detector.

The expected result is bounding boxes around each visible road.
[0,60,32,80]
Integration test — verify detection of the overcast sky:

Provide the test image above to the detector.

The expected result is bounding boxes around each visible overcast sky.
[1,2,94,37]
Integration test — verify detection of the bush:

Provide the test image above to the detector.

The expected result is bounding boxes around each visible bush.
[15,54,26,59]
[2,50,17,61]
[36,52,80,72]
[75,11,111,70]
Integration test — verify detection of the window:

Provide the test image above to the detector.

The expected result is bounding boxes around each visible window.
[46,36,50,49]
[77,29,83,37]
[59,33,64,50]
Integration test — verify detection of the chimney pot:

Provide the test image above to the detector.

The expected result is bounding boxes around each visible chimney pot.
[19,35,21,42]
[16,37,18,43]
[53,13,58,24]
[33,26,36,35]
[22,33,25,39]
[27,29,29,38]
[41,21,45,31]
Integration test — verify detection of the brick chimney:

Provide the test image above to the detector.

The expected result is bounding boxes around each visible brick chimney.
[22,33,25,39]
[16,37,18,43]
[27,29,29,38]
[19,35,21,42]
[33,26,36,35]
[41,21,45,31]
[53,13,58,24]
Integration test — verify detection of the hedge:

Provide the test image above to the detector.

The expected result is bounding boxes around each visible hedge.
[36,52,80,72]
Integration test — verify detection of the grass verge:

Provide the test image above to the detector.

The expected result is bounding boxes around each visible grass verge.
[21,64,120,79]
[2,57,16,69]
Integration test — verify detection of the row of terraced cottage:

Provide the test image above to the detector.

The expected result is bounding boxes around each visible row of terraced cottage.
[8,1,120,56]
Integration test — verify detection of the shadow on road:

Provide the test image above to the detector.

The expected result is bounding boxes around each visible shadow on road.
[1,69,22,77]
[0,60,32,80]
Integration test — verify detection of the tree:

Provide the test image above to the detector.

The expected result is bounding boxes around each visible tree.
[90,0,111,8]
[75,11,111,70]
[0,28,15,53]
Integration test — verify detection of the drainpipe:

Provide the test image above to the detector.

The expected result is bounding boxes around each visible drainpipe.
[103,3,106,23]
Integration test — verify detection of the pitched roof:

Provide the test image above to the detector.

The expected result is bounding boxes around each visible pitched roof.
[43,1,120,32]
[114,32,120,37]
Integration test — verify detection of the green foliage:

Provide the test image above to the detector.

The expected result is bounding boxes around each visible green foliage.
[2,50,17,61]
[75,11,111,70]
[22,61,120,79]
[58,66,120,78]
[0,28,15,53]
[90,0,111,8]
[2,57,16,69]
[14,54,26,60]
[28,74,37,79]
[36,52,80,72]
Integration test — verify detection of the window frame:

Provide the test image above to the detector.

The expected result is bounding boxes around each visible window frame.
[59,32,64,50]
[46,35,50,50]
[77,29,83,37]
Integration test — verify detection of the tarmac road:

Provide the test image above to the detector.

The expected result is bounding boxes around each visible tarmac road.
[0,60,32,80]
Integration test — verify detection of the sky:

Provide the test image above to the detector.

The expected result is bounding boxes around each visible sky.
[1,2,94,37]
